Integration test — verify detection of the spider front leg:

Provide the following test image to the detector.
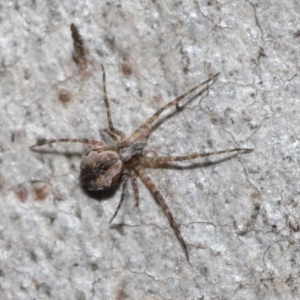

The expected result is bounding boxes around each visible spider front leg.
[135,166,189,262]
[101,65,125,140]
[101,129,119,143]
[143,147,253,167]
[129,73,219,142]
[70,23,87,70]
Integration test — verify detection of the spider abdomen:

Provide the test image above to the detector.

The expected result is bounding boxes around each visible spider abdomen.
[80,150,123,191]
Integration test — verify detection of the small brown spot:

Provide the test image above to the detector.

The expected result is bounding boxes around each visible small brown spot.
[58,90,71,104]
[116,286,129,300]
[14,184,28,202]
[121,58,132,77]
[122,63,132,76]
[32,181,51,201]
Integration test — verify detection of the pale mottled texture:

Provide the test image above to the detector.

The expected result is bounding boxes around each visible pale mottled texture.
[0,0,299,299]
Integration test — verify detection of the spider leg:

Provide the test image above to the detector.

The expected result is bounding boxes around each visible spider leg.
[130,172,139,207]
[143,148,252,167]
[70,24,87,70]
[101,65,125,139]
[135,166,189,262]
[109,170,129,223]
[101,129,119,143]
[130,73,219,142]
[30,138,106,149]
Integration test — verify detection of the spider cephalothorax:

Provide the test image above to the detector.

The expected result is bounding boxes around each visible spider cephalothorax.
[31,24,252,262]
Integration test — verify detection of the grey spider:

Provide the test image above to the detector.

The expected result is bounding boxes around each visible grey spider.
[31,24,252,261]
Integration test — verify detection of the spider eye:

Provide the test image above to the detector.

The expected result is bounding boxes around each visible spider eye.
[80,150,122,191]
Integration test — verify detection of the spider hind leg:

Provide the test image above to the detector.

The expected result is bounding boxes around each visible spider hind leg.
[136,166,189,262]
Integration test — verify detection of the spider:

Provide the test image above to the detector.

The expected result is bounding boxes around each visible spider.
[31,25,252,262]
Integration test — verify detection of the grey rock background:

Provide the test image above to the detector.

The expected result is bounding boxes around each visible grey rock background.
[0,0,299,299]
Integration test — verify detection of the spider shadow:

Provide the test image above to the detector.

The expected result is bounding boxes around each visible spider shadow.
[83,180,122,202]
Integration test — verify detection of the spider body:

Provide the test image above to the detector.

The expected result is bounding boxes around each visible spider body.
[31,24,253,262]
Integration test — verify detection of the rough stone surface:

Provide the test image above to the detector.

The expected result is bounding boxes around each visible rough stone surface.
[0,1,299,299]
